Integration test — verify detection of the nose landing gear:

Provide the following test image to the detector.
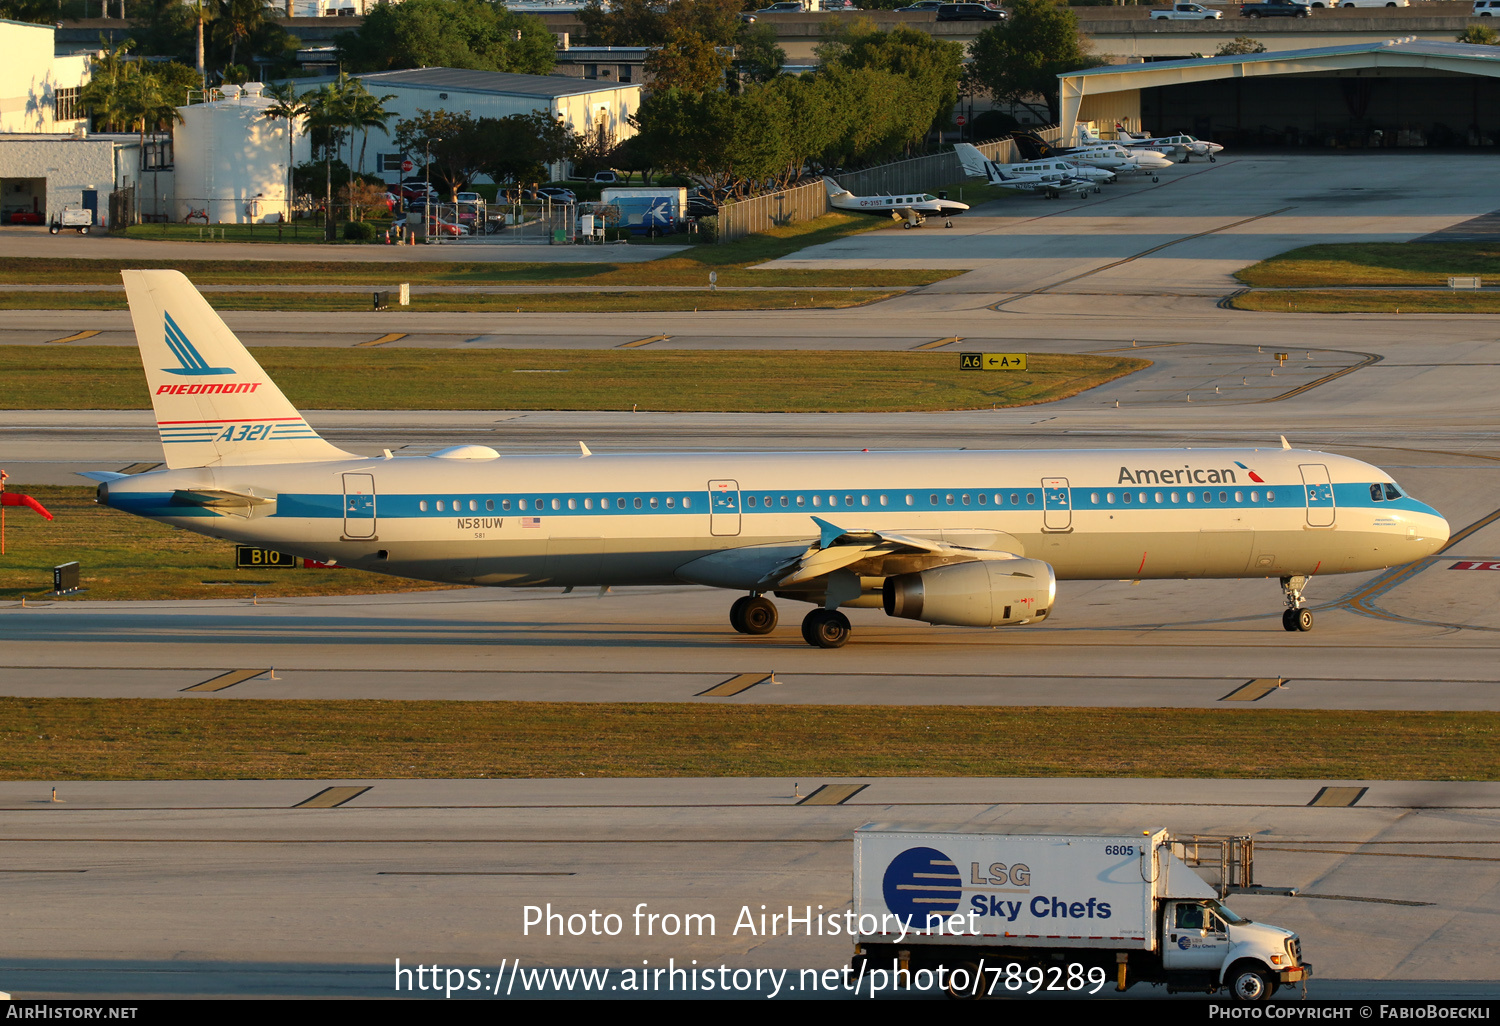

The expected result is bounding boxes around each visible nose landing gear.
[1280,575,1313,632]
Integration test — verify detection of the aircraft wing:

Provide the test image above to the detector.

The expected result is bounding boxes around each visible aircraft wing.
[755,517,1018,589]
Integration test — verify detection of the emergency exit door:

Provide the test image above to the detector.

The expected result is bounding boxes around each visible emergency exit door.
[708,479,741,536]
[342,473,377,538]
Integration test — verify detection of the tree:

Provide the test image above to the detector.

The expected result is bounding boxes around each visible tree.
[337,0,555,75]
[645,30,732,93]
[966,0,1107,123]
[821,24,962,144]
[0,0,56,23]
[130,0,197,62]
[394,108,488,197]
[472,112,578,187]
[1458,24,1499,45]
[347,82,399,178]
[262,81,313,218]
[579,0,741,48]
[1216,36,1268,56]
[734,22,786,88]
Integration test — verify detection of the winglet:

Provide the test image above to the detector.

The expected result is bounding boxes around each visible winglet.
[579,441,593,457]
[1280,435,1291,450]
[811,516,846,549]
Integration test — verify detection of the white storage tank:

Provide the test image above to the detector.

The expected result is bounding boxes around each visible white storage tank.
[173,83,309,224]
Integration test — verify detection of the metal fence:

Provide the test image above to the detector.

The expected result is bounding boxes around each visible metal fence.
[716,127,1064,244]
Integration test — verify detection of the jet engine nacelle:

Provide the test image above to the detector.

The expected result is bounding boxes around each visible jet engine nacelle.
[882,557,1056,627]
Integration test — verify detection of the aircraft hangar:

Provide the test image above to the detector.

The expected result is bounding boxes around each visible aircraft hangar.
[1059,39,1500,149]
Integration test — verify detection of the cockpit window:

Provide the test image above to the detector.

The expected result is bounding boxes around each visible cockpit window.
[1384,483,1402,500]
[1370,484,1384,502]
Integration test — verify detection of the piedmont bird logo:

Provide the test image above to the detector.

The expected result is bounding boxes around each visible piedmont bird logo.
[1233,461,1265,483]
[163,312,235,376]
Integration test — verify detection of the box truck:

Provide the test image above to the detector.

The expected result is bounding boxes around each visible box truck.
[600,186,686,236]
[852,825,1309,1001]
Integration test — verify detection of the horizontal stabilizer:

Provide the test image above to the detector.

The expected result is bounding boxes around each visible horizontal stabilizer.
[76,470,130,483]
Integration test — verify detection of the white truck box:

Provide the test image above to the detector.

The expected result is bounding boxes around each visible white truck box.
[852,824,1310,1001]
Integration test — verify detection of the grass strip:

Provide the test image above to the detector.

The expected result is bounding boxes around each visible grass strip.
[0,487,450,602]
[2,699,1494,780]
[1,214,958,289]
[0,348,1147,413]
[1236,242,1500,288]
[1231,290,1500,314]
[0,290,897,313]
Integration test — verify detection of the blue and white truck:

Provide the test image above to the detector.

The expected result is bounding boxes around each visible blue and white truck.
[852,825,1311,1001]
[600,186,687,236]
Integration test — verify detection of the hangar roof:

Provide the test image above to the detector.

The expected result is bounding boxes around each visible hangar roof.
[298,67,638,99]
[1057,39,1500,140]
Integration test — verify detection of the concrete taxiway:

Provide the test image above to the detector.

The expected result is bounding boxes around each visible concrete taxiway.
[1,778,1498,999]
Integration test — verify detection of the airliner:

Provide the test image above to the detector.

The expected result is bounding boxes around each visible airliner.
[823,178,969,228]
[953,144,1110,199]
[89,271,1450,648]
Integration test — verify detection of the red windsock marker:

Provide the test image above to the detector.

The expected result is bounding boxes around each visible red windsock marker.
[1,492,53,520]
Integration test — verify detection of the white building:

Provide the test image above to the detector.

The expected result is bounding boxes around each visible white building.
[0,18,103,226]
[173,82,309,224]
[292,67,642,182]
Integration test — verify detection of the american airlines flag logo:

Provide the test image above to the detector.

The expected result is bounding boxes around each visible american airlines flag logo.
[521,517,541,528]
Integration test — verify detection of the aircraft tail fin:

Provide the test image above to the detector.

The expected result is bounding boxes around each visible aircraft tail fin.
[1012,132,1053,160]
[822,176,851,199]
[1076,123,1101,146]
[121,269,359,469]
[953,143,992,182]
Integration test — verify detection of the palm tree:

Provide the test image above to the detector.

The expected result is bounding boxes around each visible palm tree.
[213,0,273,70]
[262,81,313,220]
[306,78,352,235]
[348,83,398,178]
[80,39,138,133]
[119,67,185,177]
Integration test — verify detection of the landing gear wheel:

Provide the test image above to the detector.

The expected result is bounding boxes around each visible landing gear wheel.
[729,596,751,634]
[741,596,778,635]
[1210,155,1217,163]
[1152,175,1160,183]
[801,608,850,649]
[903,222,913,229]
[1282,608,1298,632]
[1294,608,1313,632]
[1279,574,1312,633]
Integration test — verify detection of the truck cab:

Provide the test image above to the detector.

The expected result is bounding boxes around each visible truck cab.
[1161,899,1307,1001]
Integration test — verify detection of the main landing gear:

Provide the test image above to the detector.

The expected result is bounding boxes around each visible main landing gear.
[1280,575,1313,632]
[802,608,851,649]
[727,595,853,648]
[729,595,778,635]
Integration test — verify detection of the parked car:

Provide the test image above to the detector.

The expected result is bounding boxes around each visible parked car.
[399,182,435,203]
[1478,0,1498,14]
[592,170,623,184]
[756,2,804,11]
[454,191,482,204]
[1150,2,1223,18]
[896,0,943,8]
[425,217,470,237]
[536,186,577,204]
[6,210,44,225]
[1319,0,1406,5]
[935,2,1006,20]
[686,197,719,219]
[1239,0,1311,16]
[381,192,403,212]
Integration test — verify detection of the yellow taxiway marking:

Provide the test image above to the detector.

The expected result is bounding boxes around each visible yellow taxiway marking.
[354,333,408,348]
[617,334,670,349]
[46,330,101,344]
[911,336,963,350]
[696,673,773,698]
[1220,678,1286,702]
[1308,786,1367,808]
[181,668,268,693]
[294,786,372,809]
[797,784,868,806]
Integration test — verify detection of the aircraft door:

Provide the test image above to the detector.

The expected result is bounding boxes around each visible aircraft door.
[708,480,741,537]
[1299,464,1335,528]
[342,473,377,538]
[1042,477,1072,531]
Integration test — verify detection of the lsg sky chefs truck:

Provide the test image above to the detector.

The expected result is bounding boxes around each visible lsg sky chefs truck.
[852,826,1311,1001]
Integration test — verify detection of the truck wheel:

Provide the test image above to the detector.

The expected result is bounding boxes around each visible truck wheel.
[1229,964,1273,1002]
[79,226,89,235]
[945,961,982,1000]
[1248,10,1260,16]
